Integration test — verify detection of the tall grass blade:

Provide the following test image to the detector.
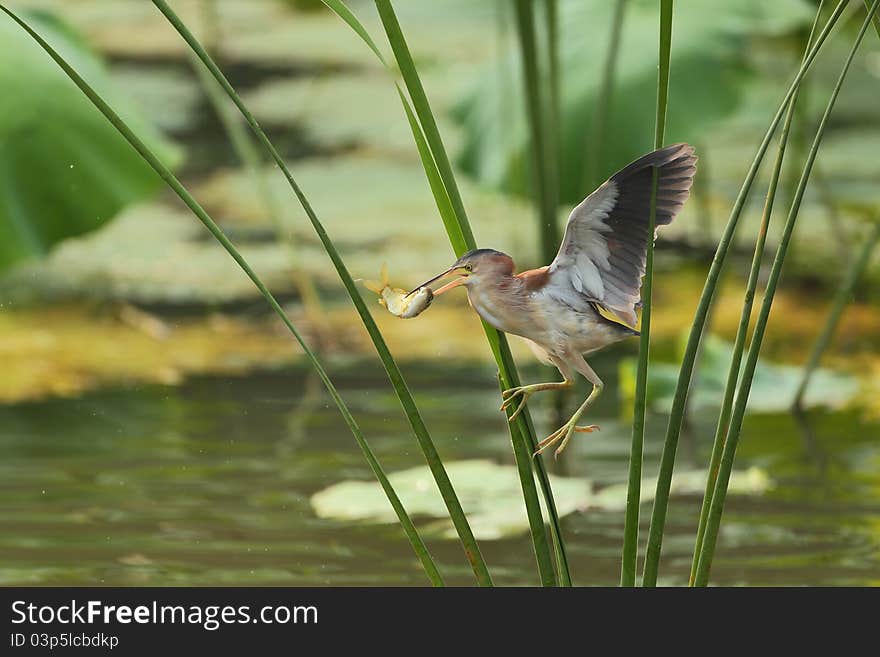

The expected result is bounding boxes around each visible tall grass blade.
[652,2,674,148]
[693,0,879,586]
[688,1,827,585]
[371,2,475,245]
[372,0,565,586]
[544,0,561,259]
[545,0,560,155]
[792,219,879,409]
[513,0,560,264]
[149,0,493,586]
[688,108,793,584]
[584,0,628,192]
[620,0,673,588]
[0,2,446,587]
[396,93,573,581]
[640,0,849,587]
[868,0,880,38]
[317,1,470,257]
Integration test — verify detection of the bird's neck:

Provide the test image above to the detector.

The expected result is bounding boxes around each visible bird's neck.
[465,275,526,336]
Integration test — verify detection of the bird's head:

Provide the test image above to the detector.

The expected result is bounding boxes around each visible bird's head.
[412,249,515,296]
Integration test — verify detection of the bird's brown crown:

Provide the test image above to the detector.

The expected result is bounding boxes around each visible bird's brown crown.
[453,249,515,274]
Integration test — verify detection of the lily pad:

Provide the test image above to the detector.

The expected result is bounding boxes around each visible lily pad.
[619,333,861,414]
[311,459,590,540]
[310,458,772,540]
[590,467,773,513]
[242,72,462,156]
[0,202,298,305]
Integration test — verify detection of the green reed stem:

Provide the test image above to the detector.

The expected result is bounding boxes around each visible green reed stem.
[689,105,794,584]
[793,219,880,410]
[868,0,880,38]
[513,0,560,264]
[546,0,560,146]
[0,3,445,587]
[688,0,827,585]
[545,0,561,252]
[371,2,475,247]
[399,92,564,584]
[640,0,850,587]
[693,0,879,586]
[584,0,628,192]
[192,1,282,228]
[620,0,672,588]
[188,36,325,319]
[372,0,566,586]
[149,0,492,586]
[652,2,673,150]
[320,0,567,587]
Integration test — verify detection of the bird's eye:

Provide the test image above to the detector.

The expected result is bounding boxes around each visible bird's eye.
[464,264,473,272]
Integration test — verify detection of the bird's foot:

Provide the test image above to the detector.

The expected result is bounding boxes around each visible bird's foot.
[533,421,600,460]
[500,381,570,422]
[500,385,534,422]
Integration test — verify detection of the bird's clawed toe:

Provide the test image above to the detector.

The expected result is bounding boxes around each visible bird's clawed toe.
[499,388,520,409]
[500,387,520,400]
[500,387,531,422]
[532,422,601,459]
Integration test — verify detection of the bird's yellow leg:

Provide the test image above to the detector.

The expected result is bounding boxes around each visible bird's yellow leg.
[534,381,604,459]
[500,379,573,422]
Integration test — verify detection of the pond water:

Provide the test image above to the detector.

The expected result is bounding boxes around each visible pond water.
[2,352,877,586]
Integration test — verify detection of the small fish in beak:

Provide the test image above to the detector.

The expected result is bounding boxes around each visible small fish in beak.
[363,264,434,319]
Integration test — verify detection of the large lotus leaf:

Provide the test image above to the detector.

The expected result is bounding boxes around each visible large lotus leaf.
[454,0,814,203]
[310,458,770,539]
[0,10,181,272]
[619,333,861,414]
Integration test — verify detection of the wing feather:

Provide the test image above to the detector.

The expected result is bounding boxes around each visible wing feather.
[545,143,697,327]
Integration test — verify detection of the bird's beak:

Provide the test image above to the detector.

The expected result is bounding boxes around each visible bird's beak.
[409,265,468,296]
[433,276,466,296]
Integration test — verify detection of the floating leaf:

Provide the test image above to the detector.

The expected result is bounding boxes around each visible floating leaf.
[242,72,462,155]
[0,203,297,305]
[591,467,772,513]
[312,459,590,540]
[310,459,771,539]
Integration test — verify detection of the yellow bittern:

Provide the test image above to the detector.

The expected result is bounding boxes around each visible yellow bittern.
[415,143,697,458]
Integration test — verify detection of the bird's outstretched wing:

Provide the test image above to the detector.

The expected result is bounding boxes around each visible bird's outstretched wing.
[545,143,697,327]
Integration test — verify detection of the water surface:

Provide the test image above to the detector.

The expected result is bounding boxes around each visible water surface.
[1,355,878,586]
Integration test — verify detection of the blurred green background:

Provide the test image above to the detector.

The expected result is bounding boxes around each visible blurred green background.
[0,0,878,585]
